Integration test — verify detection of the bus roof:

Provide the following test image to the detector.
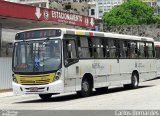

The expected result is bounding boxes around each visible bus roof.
[16,28,154,42]
[63,28,154,42]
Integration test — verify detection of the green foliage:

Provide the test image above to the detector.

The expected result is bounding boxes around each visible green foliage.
[102,0,154,27]
[153,15,160,24]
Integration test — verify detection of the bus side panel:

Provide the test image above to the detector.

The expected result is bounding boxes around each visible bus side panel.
[139,59,156,82]
[93,59,108,88]
[75,60,95,91]
[94,59,120,87]
[76,60,95,91]
[64,60,95,92]
[156,59,160,77]
[119,59,139,85]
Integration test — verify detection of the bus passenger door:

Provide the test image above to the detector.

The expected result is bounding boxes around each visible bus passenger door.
[63,39,78,92]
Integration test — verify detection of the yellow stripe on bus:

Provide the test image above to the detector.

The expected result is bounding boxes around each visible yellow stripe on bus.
[16,73,55,85]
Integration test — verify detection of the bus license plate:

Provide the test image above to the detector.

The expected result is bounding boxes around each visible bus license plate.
[29,87,38,92]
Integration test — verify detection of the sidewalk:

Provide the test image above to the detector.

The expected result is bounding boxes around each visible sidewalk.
[0,89,12,93]
[0,89,14,98]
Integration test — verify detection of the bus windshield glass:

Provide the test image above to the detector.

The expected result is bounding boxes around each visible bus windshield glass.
[13,39,61,73]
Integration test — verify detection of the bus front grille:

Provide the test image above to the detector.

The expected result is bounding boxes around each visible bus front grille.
[16,74,55,85]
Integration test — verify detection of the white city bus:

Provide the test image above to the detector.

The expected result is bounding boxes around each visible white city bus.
[12,28,157,100]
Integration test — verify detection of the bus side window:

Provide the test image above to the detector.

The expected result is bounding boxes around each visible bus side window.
[119,40,127,58]
[92,37,104,58]
[127,41,132,58]
[156,46,160,58]
[148,42,154,58]
[77,36,91,58]
[77,37,82,58]
[135,42,138,58]
[64,39,77,66]
[88,37,93,58]
[106,39,110,58]
[108,39,116,58]
[130,41,137,58]
[138,42,145,58]
[145,43,149,58]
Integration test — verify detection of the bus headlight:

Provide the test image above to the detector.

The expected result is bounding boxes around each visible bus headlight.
[12,74,17,83]
[54,69,62,81]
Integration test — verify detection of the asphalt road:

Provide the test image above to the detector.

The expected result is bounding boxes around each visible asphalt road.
[1,77,160,111]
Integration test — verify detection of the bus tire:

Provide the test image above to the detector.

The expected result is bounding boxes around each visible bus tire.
[131,73,139,89]
[77,78,92,97]
[124,73,139,89]
[39,94,52,101]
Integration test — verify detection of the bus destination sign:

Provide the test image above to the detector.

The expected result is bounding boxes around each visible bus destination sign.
[15,29,61,40]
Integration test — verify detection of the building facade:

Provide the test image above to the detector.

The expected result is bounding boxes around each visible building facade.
[88,0,124,19]
[157,0,160,14]
[88,0,160,19]
[143,0,158,15]
[143,0,157,7]
[4,0,49,8]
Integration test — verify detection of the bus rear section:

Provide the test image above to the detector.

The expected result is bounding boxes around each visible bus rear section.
[155,41,160,77]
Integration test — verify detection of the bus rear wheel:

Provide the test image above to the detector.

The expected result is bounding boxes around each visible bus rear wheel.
[131,73,139,89]
[39,94,52,101]
[124,73,139,89]
[77,78,92,97]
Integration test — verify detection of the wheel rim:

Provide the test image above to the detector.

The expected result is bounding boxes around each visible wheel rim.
[133,75,138,87]
[82,81,89,92]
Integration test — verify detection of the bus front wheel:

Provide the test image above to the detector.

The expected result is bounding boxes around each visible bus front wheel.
[77,78,92,97]
[39,94,52,101]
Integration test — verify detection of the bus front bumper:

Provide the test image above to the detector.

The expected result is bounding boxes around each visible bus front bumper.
[12,80,64,94]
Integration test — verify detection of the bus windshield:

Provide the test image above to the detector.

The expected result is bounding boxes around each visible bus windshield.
[13,39,61,73]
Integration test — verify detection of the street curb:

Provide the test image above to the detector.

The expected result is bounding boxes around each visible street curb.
[0,89,12,93]
[0,89,14,98]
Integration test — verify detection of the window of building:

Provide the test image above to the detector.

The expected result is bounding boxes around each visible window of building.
[91,9,95,15]
[99,10,103,13]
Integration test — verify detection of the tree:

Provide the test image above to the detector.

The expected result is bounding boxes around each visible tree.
[102,0,154,27]
[153,15,160,24]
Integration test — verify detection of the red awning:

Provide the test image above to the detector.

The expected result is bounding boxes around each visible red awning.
[0,1,95,29]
